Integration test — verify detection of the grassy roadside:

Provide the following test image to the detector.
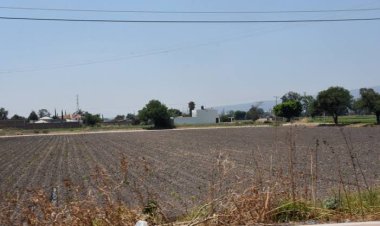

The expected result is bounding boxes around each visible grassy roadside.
[174,187,380,225]
[0,124,148,137]
[0,121,271,137]
[174,120,271,128]
[307,115,377,125]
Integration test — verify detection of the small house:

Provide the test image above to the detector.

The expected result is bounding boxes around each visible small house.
[174,108,219,125]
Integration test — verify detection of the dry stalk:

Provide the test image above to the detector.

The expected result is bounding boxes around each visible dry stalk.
[287,126,296,204]
[340,128,365,220]
[310,151,315,207]
[314,138,319,205]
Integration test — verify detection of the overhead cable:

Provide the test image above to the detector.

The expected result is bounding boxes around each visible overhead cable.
[1,6,380,14]
[1,16,380,23]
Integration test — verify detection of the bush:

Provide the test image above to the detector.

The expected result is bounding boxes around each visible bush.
[273,201,311,222]
[246,106,264,121]
[273,100,302,122]
[138,100,172,129]
[83,112,102,126]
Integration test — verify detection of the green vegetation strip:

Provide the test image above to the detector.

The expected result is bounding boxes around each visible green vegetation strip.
[308,115,377,124]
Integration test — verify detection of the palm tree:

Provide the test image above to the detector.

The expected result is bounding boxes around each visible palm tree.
[188,101,195,117]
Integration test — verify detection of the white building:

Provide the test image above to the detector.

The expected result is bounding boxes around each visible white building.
[34,116,53,123]
[174,108,219,125]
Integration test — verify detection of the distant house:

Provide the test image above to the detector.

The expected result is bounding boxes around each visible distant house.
[174,108,219,125]
[72,113,82,121]
[64,113,82,123]
[35,116,53,123]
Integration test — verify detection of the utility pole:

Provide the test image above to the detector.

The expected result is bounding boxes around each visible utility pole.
[303,91,307,118]
[274,96,278,124]
[76,95,80,113]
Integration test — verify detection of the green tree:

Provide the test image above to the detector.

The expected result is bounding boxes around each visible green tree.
[352,99,365,115]
[219,115,229,122]
[234,110,246,120]
[0,107,8,120]
[138,100,172,128]
[38,109,50,118]
[188,101,195,117]
[126,113,140,125]
[28,111,39,121]
[246,106,264,121]
[301,95,316,117]
[315,86,352,124]
[220,110,234,122]
[273,100,302,122]
[11,114,25,120]
[168,108,182,117]
[356,88,380,124]
[76,109,84,115]
[282,92,316,116]
[309,100,323,117]
[114,115,125,121]
[281,91,302,102]
[83,112,102,126]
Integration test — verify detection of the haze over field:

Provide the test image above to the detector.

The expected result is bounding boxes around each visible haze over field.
[213,86,380,113]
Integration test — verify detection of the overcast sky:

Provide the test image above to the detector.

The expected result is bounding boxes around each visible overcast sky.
[1,0,380,117]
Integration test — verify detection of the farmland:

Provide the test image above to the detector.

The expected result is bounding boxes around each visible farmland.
[308,115,378,125]
[0,126,379,220]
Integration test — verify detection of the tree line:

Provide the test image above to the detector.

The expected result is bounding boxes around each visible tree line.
[0,108,54,121]
[1,86,379,128]
[0,108,105,126]
[273,86,380,124]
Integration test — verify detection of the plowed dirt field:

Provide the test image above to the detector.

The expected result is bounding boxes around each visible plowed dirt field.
[1,126,379,217]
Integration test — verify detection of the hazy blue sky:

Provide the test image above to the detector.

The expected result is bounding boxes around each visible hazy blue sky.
[1,0,380,117]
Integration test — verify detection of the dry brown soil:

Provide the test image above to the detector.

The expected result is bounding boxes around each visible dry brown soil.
[0,126,379,217]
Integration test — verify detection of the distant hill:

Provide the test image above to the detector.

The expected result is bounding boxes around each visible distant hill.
[212,86,380,113]
[213,100,276,113]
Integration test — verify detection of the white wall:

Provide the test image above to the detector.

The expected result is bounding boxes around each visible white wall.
[174,109,219,125]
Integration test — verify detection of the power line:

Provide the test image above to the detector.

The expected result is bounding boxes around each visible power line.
[0,47,187,74]
[0,24,286,74]
[1,16,380,23]
[1,15,379,74]
[1,6,380,14]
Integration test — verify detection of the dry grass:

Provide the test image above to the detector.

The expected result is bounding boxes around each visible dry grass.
[174,126,380,225]
[0,188,140,225]
[0,157,141,225]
